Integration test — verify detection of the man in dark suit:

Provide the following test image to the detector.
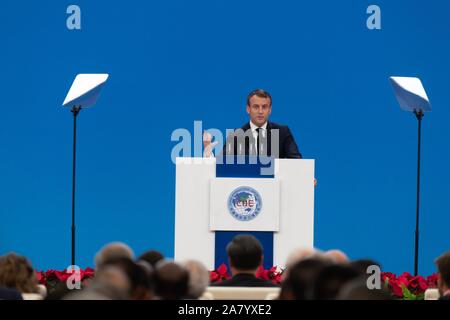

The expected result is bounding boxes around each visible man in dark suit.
[212,234,278,287]
[435,251,450,300]
[204,89,302,159]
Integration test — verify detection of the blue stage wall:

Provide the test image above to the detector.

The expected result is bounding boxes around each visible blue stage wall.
[1,1,449,275]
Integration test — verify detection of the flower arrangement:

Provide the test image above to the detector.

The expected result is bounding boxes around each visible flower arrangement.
[209,263,231,283]
[209,265,439,300]
[381,272,438,300]
[209,263,282,284]
[35,268,95,288]
[35,267,438,300]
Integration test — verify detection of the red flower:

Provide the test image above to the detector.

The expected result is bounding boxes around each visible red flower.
[381,272,396,283]
[426,273,438,288]
[268,266,277,275]
[388,279,404,297]
[35,271,46,285]
[44,269,57,280]
[210,271,220,283]
[209,264,283,284]
[381,272,437,299]
[39,267,95,284]
[54,270,71,282]
[408,276,428,294]
[209,264,231,283]
[256,266,281,284]
[217,264,229,277]
[397,272,413,287]
[256,266,269,281]
[81,267,95,280]
[271,272,282,284]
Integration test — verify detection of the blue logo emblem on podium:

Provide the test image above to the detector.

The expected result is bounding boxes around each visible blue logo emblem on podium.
[227,186,262,221]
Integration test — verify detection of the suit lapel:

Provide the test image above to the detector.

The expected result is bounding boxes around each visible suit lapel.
[240,122,252,155]
[266,122,272,156]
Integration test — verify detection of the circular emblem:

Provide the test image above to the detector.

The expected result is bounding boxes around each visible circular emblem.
[227,186,262,221]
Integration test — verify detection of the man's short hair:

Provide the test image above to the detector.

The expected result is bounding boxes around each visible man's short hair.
[94,242,135,269]
[313,264,360,300]
[226,234,263,270]
[247,89,272,106]
[154,262,189,300]
[182,260,210,299]
[435,251,450,288]
[138,250,164,268]
[280,258,331,300]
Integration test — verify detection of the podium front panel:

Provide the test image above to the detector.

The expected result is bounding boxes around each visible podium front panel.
[210,178,280,231]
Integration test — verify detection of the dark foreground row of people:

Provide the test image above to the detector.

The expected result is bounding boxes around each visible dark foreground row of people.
[1,235,449,300]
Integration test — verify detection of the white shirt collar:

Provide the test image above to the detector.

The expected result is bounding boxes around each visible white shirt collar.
[249,121,267,132]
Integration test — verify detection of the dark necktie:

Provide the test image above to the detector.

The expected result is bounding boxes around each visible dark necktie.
[256,127,261,155]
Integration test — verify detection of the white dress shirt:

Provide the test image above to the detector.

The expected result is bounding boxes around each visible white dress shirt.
[249,121,267,155]
[203,121,268,157]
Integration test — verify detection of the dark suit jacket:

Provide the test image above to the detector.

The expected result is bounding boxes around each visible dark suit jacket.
[439,294,450,300]
[221,122,302,159]
[0,287,23,300]
[212,273,279,287]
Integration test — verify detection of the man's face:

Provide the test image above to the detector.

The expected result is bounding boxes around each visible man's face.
[246,95,272,127]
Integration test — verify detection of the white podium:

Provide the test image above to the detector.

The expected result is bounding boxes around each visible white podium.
[174,157,315,269]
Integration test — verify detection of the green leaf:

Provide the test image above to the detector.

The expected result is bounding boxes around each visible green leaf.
[401,285,415,300]
[414,293,425,301]
[400,285,425,300]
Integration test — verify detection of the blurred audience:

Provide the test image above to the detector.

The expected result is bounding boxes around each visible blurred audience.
[349,259,381,276]
[94,242,134,269]
[138,250,165,268]
[324,249,350,264]
[312,264,359,299]
[435,250,450,300]
[100,257,154,300]
[0,253,42,300]
[285,247,318,268]
[279,258,331,299]
[181,260,210,299]
[337,278,393,300]
[1,242,449,301]
[154,261,189,299]
[0,286,23,300]
[65,266,130,300]
[283,248,329,280]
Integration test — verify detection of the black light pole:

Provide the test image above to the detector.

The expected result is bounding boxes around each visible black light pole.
[389,76,431,277]
[71,105,81,266]
[63,73,109,267]
[413,109,424,276]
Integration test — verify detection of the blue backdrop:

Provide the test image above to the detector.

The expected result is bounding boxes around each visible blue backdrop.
[1,0,449,276]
